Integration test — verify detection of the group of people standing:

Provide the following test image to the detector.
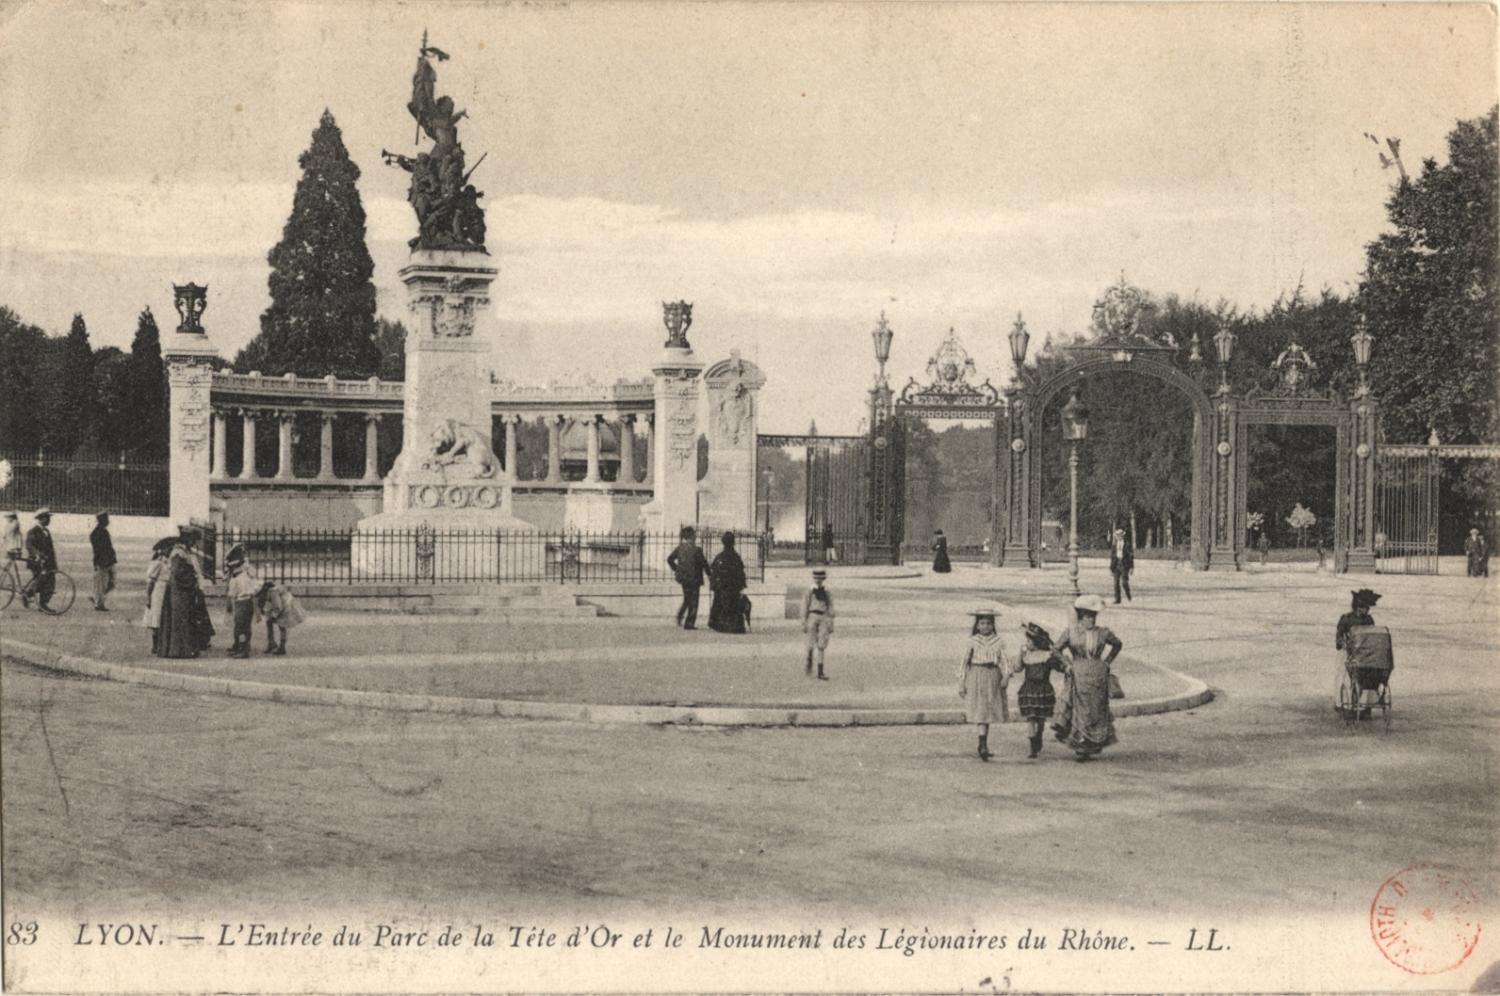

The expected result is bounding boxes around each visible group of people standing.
[668,527,751,634]
[142,531,305,659]
[959,595,1124,763]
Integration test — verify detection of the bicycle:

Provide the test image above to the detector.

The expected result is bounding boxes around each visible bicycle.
[1,560,77,615]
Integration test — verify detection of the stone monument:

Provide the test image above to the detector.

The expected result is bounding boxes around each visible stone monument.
[637,301,705,536]
[358,35,530,546]
[699,350,766,530]
[163,282,219,526]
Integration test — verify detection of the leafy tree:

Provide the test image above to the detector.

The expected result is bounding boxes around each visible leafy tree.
[124,307,168,456]
[1360,107,1498,512]
[1287,502,1318,546]
[374,317,408,381]
[0,307,48,453]
[39,313,98,453]
[235,110,379,378]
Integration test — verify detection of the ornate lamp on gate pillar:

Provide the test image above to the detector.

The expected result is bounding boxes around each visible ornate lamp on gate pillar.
[163,282,219,528]
[869,311,895,427]
[1351,317,1374,398]
[1061,386,1090,596]
[998,313,1032,568]
[1213,321,1236,395]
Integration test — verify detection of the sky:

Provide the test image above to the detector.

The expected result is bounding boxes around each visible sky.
[0,1,1494,433]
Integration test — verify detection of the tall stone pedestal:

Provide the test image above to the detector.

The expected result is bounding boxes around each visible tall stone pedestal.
[164,309,219,527]
[637,345,705,536]
[358,249,530,538]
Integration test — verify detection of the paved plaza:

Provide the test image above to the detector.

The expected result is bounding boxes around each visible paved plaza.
[3,559,1497,989]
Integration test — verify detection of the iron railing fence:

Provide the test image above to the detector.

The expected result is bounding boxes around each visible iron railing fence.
[0,450,170,517]
[205,526,766,585]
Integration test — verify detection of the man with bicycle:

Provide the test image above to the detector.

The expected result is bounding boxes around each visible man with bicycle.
[23,508,57,611]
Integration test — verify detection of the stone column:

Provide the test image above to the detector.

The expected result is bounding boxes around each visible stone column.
[211,411,228,481]
[640,347,705,534]
[276,412,294,481]
[240,410,258,479]
[503,414,519,481]
[642,416,654,485]
[317,413,336,480]
[546,416,563,483]
[162,286,220,526]
[584,414,601,483]
[619,415,636,484]
[363,415,381,482]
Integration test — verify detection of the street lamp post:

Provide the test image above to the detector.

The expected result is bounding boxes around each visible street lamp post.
[1061,386,1090,596]
[763,470,775,535]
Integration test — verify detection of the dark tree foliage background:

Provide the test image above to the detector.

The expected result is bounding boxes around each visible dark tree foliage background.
[39,314,99,454]
[123,307,169,457]
[1361,107,1498,510]
[234,110,380,378]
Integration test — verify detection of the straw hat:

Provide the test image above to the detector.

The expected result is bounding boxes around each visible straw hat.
[1073,594,1106,615]
[967,604,1001,618]
[811,569,828,581]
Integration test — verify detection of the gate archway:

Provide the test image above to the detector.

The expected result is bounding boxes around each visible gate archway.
[868,278,1383,572]
[1008,348,1215,570]
[866,322,1006,565]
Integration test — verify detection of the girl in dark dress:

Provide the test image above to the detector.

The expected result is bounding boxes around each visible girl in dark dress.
[1012,622,1067,759]
[931,530,952,573]
[708,532,748,634]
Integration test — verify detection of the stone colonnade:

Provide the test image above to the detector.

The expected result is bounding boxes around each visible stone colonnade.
[208,404,657,486]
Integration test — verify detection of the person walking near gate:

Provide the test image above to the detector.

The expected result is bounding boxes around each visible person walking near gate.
[90,512,117,611]
[802,568,835,679]
[708,532,749,634]
[1109,527,1133,604]
[666,526,709,629]
[22,508,56,611]
[1466,528,1489,578]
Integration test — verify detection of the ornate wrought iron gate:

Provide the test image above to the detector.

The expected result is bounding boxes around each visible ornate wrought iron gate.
[759,433,869,564]
[1374,446,1441,574]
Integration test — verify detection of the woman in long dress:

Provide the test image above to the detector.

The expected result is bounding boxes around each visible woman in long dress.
[931,530,952,573]
[159,531,209,658]
[142,537,174,655]
[1052,594,1123,761]
[707,532,748,634]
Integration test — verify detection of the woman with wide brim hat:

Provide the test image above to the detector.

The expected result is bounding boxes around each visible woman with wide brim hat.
[957,604,1010,761]
[1334,588,1382,714]
[1051,594,1124,762]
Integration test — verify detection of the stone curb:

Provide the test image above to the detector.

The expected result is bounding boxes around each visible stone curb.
[3,639,1212,728]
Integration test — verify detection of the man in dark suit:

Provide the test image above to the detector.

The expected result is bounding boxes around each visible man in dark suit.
[666,526,710,629]
[90,512,117,611]
[23,508,57,610]
[1109,527,1134,604]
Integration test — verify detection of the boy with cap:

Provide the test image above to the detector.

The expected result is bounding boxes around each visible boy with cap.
[802,569,835,679]
[223,544,259,659]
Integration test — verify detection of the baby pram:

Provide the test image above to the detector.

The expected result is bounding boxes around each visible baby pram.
[1337,625,1393,731]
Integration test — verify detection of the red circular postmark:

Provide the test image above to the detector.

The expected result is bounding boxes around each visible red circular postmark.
[1370,864,1482,975]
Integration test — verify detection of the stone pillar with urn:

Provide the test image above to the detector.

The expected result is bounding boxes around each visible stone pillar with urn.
[638,301,705,535]
[163,282,218,527]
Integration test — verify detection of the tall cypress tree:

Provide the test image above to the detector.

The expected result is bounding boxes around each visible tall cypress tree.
[235,109,379,378]
[40,313,98,453]
[0,307,47,453]
[125,307,168,456]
